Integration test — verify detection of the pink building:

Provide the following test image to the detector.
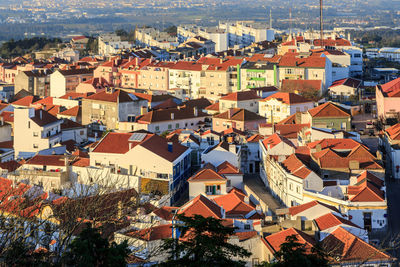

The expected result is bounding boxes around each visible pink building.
[212,108,266,132]
[376,78,400,121]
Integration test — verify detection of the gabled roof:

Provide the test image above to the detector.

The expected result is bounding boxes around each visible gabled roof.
[213,189,261,219]
[262,133,295,150]
[288,200,339,216]
[314,213,360,231]
[281,154,312,180]
[187,168,227,182]
[329,78,361,89]
[265,228,315,254]
[322,227,392,264]
[385,123,400,140]
[217,161,242,174]
[136,107,207,124]
[127,224,172,241]
[59,106,80,117]
[152,206,178,221]
[281,79,322,93]
[213,108,265,122]
[205,102,220,111]
[12,95,41,107]
[274,124,310,139]
[85,89,139,103]
[308,102,350,118]
[31,109,62,127]
[92,132,153,154]
[220,91,261,101]
[378,77,400,97]
[279,55,326,68]
[25,155,66,167]
[246,134,264,143]
[307,138,363,151]
[348,180,385,202]
[263,92,312,105]
[178,194,222,219]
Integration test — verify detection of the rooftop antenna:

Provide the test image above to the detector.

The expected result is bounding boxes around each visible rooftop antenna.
[320,0,324,48]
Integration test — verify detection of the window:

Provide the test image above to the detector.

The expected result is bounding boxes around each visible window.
[33,144,38,148]
[168,124,172,129]
[33,132,38,137]
[244,224,251,230]
[80,130,84,135]
[155,126,160,132]
[28,121,30,128]
[175,123,179,128]
[296,186,300,193]
[354,54,361,58]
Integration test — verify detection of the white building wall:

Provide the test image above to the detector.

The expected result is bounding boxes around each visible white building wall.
[50,71,67,98]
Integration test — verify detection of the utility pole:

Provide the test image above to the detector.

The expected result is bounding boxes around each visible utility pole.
[320,0,324,48]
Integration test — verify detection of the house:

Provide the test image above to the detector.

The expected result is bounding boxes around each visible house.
[218,90,262,113]
[287,200,340,220]
[381,123,400,179]
[212,108,265,132]
[328,77,362,99]
[376,77,400,122]
[263,228,316,263]
[305,102,351,131]
[81,88,148,130]
[131,107,208,134]
[60,119,87,144]
[201,141,241,169]
[50,69,94,97]
[89,132,191,203]
[278,54,331,91]
[188,162,243,199]
[14,70,52,97]
[75,77,111,94]
[259,92,314,123]
[321,227,394,266]
[281,79,323,98]
[13,107,63,159]
[240,60,279,89]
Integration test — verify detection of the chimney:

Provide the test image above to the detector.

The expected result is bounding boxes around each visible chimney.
[140,106,148,115]
[168,142,173,153]
[316,144,322,152]
[171,112,175,120]
[349,160,359,170]
[229,144,236,154]
[228,108,234,118]
[193,107,198,117]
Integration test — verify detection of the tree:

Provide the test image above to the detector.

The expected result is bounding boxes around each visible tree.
[159,214,251,267]
[258,235,328,267]
[62,223,130,267]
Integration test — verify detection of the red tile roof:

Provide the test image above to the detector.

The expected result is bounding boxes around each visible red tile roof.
[152,206,178,221]
[246,134,264,143]
[312,38,351,47]
[11,96,41,107]
[378,77,400,97]
[263,92,312,104]
[205,102,220,111]
[314,213,360,231]
[127,224,172,241]
[385,123,400,140]
[213,108,265,122]
[25,155,66,167]
[85,89,138,103]
[178,194,223,219]
[279,55,326,68]
[288,200,339,216]
[265,228,315,253]
[329,78,361,88]
[308,102,350,118]
[187,168,227,182]
[348,180,385,202]
[281,154,312,179]
[216,161,242,174]
[262,133,295,150]
[220,91,261,101]
[214,190,260,219]
[31,109,62,127]
[274,124,310,139]
[281,79,322,93]
[307,138,363,150]
[322,227,392,264]
[136,107,207,124]
[59,106,80,117]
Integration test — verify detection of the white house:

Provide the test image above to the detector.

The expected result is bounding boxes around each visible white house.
[13,107,63,159]
[201,141,241,169]
[259,92,314,123]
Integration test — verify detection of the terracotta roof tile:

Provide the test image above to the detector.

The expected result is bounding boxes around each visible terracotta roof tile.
[213,108,265,122]
[263,92,312,104]
[220,91,261,101]
[217,161,242,174]
[308,102,350,118]
[315,213,360,231]
[187,168,227,182]
[281,79,322,93]
[288,200,339,216]
[265,228,315,253]
[178,194,223,219]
